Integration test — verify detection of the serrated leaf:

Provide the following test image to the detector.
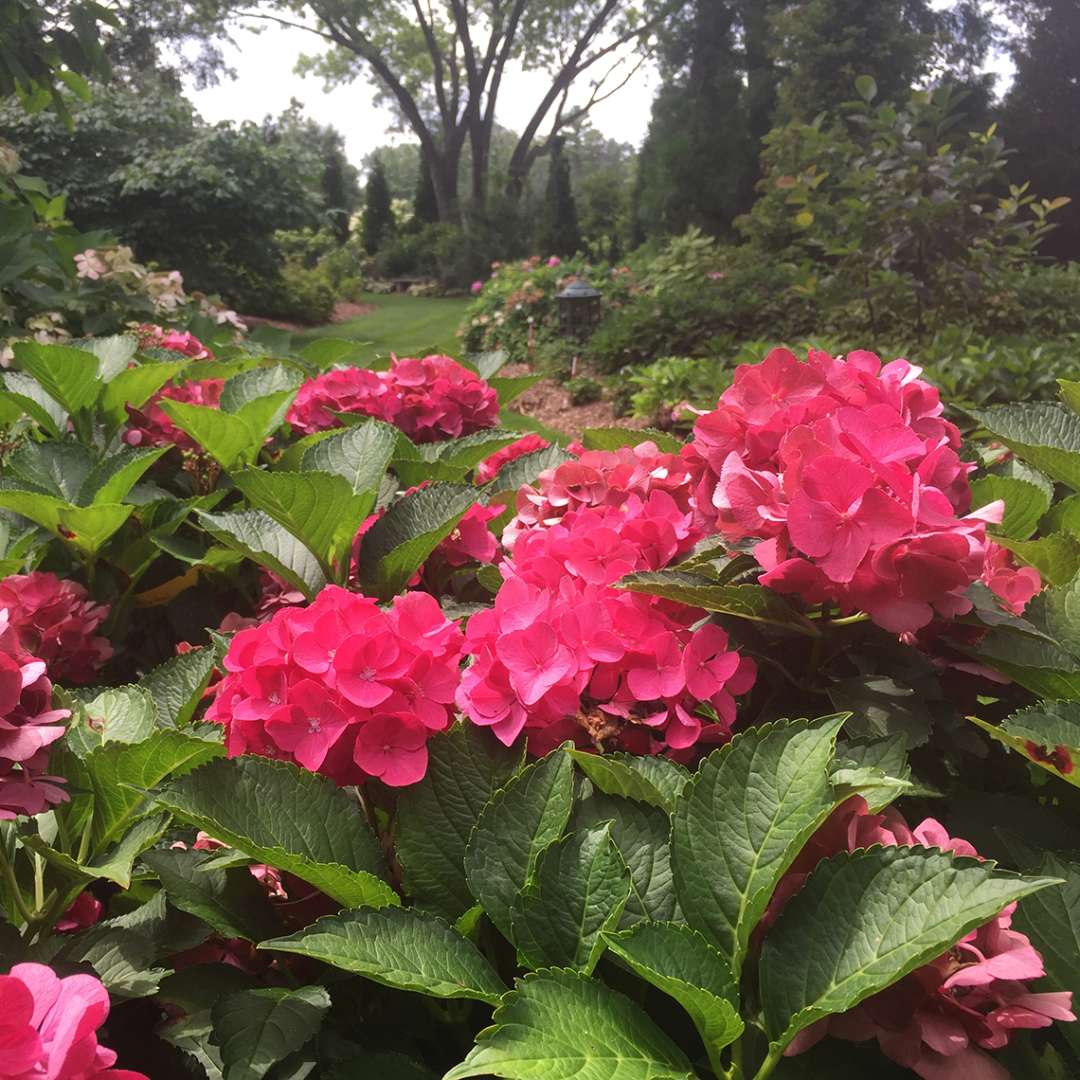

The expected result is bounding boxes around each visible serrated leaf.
[37,924,170,998]
[998,532,1080,586]
[605,922,743,1070]
[760,847,1061,1050]
[66,685,157,757]
[831,734,911,812]
[300,418,398,507]
[235,390,297,445]
[443,969,694,1080]
[581,427,684,454]
[212,986,329,1080]
[967,702,1080,787]
[1042,494,1080,537]
[970,629,1080,699]
[100,360,188,434]
[74,334,137,378]
[968,404,1080,490]
[13,340,100,413]
[198,508,327,598]
[619,570,820,636]
[671,715,847,973]
[489,444,572,495]
[510,824,631,972]
[77,446,168,506]
[489,374,543,406]
[465,749,573,943]
[220,365,302,413]
[83,729,226,849]
[158,399,259,469]
[1010,853,1080,1057]
[1030,573,1080,655]
[358,482,480,598]
[0,371,65,435]
[0,490,133,554]
[298,338,363,369]
[143,647,219,728]
[396,723,521,917]
[232,469,363,572]
[422,429,522,469]
[157,756,397,909]
[970,475,1050,540]
[8,440,91,500]
[568,751,688,812]
[21,812,168,889]
[260,906,506,1004]
[142,848,282,942]
[574,793,679,926]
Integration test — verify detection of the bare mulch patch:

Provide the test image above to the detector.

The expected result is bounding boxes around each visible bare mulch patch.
[501,363,646,436]
[240,300,378,333]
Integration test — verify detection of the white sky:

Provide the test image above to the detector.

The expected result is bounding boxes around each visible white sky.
[183,7,1015,170]
[183,21,661,166]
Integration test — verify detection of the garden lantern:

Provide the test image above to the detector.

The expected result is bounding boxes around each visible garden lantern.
[555,278,603,339]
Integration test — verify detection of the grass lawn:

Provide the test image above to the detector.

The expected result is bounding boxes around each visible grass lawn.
[293,292,472,365]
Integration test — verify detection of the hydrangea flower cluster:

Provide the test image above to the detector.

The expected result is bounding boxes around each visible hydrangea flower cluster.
[0,573,111,685]
[779,798,1074,1080]
[504,440,698,549]
[0,610,70,821]
[474,433,550,483]
[207,586,464,787]
[0,963,147,1079]
[123,378,224,451]
[687,348,1039,633]
[133,324,212,359]
[457,493,755,754]
[287,355,499,442]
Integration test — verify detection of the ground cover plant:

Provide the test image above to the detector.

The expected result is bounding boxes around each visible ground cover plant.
[0,325,1078,1080]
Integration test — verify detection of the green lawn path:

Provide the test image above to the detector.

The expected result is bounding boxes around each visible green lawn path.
[294,292,472,366]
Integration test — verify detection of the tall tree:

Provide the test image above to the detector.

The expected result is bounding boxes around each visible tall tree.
[536,137,582,257]
[1001,0,1080,260]
[228,0,677,223]
[413,154,440,226]
[634,0,771,240]
[770,0,937,120]
[361,156,396,255]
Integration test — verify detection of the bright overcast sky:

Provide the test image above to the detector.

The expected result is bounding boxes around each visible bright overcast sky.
[183,21,660,166]
[183,6,1014,170]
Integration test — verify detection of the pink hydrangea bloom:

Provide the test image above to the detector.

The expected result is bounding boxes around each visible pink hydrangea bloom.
[389,355,500,442]
[0,573,111,685]
[0,963,147,1079]
[981,543,1042,615]
[56,891,103,934]
[123,378,225,451]
[470,280,484,294]
[688,348,1040,634]
[286,355,499,442]
[779,800,1075,1079]
[134,324,212,359]
[457,495,754,755]
[504,441,699,550]
[0,611,70,821]
[475,434,550,483]
[547,256,561,267]
[206,585,464,787]
[285,367,396,436]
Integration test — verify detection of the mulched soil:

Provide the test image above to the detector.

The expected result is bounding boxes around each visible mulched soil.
[501,363,646,436]
[240,300,378,333]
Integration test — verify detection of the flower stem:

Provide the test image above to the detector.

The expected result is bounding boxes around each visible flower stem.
[750,1047,784,1080]
[0,843,35,927]
[829,611,870,626]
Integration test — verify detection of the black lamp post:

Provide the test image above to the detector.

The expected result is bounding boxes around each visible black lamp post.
[555,278,603,340]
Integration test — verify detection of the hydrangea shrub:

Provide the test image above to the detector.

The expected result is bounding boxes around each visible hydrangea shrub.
[0,334,1077,1079]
